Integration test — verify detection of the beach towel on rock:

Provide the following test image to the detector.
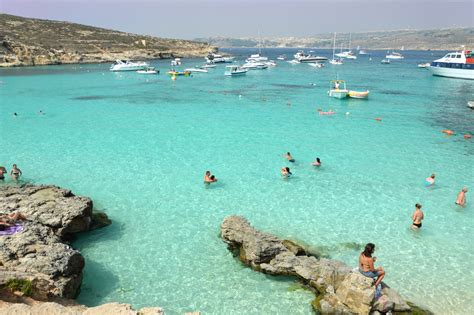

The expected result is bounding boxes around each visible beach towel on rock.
[0,224,24,236]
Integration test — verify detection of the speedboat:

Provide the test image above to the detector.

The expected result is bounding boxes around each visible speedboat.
[348,90,370,99]
[468,101,474,109]
[201,64,216,69]
[277,55,287,60]
[206,52,234,63]
[328,80,349,99]
[381,59,391,64]
[385,52,404,59]
[246,53,268,63]
[429,50,474,80]
[294,50,328,63]
[418,63,431,68]
[171,58,181,66]
[185,68,208,73]
[136,67,159,74]
[110,59,148,71]
[329,59,343,65]
[224,65,248,76]
[241,62,268,70]
[359,49,368,55]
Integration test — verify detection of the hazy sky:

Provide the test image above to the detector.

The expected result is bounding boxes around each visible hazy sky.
[2,0,473,39]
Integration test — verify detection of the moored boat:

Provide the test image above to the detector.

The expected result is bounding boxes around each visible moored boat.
[418,63,431,68]
[136,67,159,74]
[385,52,404,59]
[277,55,287,60]
[381,59,391,64]
[348,90,370,99]
[429,50,474,80]
[328,80,349,99]
[224,65,248,76]
[294,50,328,63]
[468,101,474,109]
[110,59,149,71]
[185,68,208,73]
[168,70,191,76]
[171,58,181,66]
[241,62,268,70]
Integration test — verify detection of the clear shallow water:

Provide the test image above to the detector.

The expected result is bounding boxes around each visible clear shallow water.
[1,49,473,314]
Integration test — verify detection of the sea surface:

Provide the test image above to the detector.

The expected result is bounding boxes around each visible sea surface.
[1,49,473,314]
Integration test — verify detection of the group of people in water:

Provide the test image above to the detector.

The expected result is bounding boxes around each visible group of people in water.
[0,164,22,182]
[280,152,322,178]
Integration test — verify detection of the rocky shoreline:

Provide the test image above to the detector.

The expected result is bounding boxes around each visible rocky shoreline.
[220,216,433,314]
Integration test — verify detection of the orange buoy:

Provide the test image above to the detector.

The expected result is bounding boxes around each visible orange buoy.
[442,129,454,135]
[464,134,472,139]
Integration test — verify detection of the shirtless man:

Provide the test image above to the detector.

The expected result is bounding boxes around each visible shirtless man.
[204,171,217,185]
[284,152,295,163]
[0,166,6,180]
[411,203,424,229]
[455,188,468,207]
[359,243,385,287]
[10,164,22,181]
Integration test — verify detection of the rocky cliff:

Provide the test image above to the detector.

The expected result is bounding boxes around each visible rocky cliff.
[221,216,433,315]
[0,14,216,67]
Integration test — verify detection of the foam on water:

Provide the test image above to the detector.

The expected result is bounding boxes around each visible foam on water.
[1,50,473,314]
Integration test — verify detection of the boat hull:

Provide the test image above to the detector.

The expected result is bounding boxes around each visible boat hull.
[328,90,349,99]
[429,66,474,80]
[110,65,147,71]
[348,90,369,99]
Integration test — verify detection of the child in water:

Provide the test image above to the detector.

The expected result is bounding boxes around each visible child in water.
[425,173,435,186]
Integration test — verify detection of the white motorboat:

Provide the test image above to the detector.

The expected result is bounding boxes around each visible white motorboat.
[241,62,268,70]
[277,55,287,60]
[185,68,208,73]
[294,50,328,63]
[359,49,368,55]
[329,32,344,65]
[381,59,391,64]
[308,62,324,68]
[418,63,431,68]
[171,58,181,66]
[467,101,474,109]
[201,64,216,69]
[429,50,474,80]
[110,59,149,71]
[328,80,349,99]
[246,53,269,63]
[224,65,248,76]
[385,52,404,59]
[136,67,159,74]
[287,59,299,64]
[335,33,357,59]
[206,52,234,63]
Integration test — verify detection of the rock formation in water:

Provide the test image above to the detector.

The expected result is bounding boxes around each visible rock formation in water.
[0,184,99,299]
[220,215,433,315]
[0,14,216,67]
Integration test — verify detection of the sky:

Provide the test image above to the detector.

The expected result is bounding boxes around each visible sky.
[1,0,473,39]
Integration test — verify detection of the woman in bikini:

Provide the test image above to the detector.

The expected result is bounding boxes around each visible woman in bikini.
[411,203,424,229]
[359,243,385,287]
[10,164,22,181]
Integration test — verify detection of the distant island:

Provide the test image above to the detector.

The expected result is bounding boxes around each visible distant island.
[195,28,474,50]
[0,14,216,67]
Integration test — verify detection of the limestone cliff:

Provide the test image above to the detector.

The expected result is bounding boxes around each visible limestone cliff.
[0,14,216,67]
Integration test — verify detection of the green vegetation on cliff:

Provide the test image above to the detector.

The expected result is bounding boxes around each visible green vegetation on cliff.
[0,14,215,67]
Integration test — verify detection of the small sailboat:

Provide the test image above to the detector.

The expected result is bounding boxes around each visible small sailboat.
[348,90,370,99]
[328,80,349,99]
[329,32,343,65]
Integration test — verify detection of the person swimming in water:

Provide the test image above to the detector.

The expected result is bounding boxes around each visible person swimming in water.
[284,152,295,163]
[455,187,468,207]
[204,171,217,185]
[411,203,424,229]
[359,243,385,288]
[425,173,435,186]
[281,167,292,178]
[312,157,321,167]
[10,164,22,182]
[0,166,6,181]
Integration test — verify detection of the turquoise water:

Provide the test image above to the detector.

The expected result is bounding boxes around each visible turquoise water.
[1,49,473,314]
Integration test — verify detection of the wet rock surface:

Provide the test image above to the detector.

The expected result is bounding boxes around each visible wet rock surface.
[221,215,432,315]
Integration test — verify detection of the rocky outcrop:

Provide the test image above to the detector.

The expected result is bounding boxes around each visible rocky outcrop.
[221,216,432,315]
[0,14,216,67]
[0,184,105,299]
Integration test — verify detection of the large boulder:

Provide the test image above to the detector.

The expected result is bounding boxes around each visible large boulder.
[220,215,430,315]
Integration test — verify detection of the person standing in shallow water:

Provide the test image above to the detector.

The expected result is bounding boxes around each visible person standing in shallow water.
[455,188,468,207]
[10,164,22,182]
[283,152,295,163]
[359,243,385,288]
[204,171,217,185]
[411,203,424,229]
[0,166,7,180]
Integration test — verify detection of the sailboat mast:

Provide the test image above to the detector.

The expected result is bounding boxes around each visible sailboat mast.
[349,33,352,51]
[332,32,336,59]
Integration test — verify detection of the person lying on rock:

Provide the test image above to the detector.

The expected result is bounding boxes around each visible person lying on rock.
[359,243,385,287]
[0,212,27,228]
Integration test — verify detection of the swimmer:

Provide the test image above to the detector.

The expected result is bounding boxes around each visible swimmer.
[13,112,18,117]
[281,167,292,178]
[204,171,217,185]
[411,203,424,230]
[38,110,44,115]
[10,164,22,182]
[425,173,435,186]
[312,157,321,167]
[284,152,295,163]
[0,166,6,180]
[455,187,468,207]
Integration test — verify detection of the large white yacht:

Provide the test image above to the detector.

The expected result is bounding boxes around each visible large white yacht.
[110,60,149,71]
[429,50,474,80]
[293,51,327,63]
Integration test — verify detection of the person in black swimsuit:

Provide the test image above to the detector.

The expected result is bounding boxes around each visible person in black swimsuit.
[10,164,22,182]
[411,203,424,230]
